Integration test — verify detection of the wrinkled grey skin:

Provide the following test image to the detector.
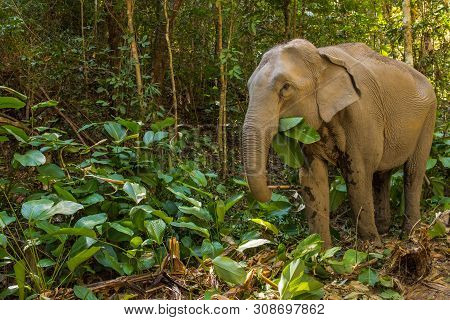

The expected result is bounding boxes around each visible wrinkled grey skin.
[242,39,436,247]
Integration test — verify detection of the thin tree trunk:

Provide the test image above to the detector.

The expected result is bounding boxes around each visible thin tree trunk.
[291,0,298,38]
[402,0,414,67]
[164,0,178,140]
[216,0,227,177]
[80,0,88,94]
[126,0,145,117]
[283,0,291,40]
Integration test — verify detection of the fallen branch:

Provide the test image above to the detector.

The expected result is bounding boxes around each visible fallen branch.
[268,185,297,190]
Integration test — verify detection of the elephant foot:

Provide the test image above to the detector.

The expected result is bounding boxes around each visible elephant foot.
[375,220,390,235]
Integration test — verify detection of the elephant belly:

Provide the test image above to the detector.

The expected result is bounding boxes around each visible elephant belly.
[377,115,426,171]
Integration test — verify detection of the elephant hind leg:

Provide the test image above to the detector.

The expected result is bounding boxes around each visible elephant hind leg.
[373,170,392,234]
[403,109,435,235]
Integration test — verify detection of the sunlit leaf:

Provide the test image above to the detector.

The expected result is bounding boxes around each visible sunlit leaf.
[14,150,46,167]
[212,256,246,285]
[123,182,147,204]
[250,218,279,235]
[144,219,166,244]
[171,221,210,238]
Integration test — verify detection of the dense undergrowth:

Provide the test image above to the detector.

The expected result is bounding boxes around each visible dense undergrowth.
[0,88,448,300]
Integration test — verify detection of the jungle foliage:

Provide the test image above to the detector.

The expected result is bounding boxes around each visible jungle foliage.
[0,0,448,300]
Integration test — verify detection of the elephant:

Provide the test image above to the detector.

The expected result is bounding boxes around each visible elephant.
[242,39,436,247]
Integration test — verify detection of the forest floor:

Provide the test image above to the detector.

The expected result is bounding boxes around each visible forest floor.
[42,214,449,301]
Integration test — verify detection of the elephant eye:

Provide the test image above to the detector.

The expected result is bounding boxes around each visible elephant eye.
[280,83,292,97]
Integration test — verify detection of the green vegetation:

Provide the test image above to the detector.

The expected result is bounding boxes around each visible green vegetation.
[0,0,448,300]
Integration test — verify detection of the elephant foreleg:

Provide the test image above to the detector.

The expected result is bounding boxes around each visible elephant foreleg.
[373,170,392,234]
[299,157,332,248]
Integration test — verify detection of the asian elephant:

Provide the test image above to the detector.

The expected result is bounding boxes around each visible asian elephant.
[242,39,436,247]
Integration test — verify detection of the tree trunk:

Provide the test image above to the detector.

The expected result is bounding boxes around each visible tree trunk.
[151,0,184,106]
[163,0,178,140]
[216,0,227,177]
[402,0,414,67]
[283,0,291,40]
[105,0,123,70]
[126,0,145,117]
[291,0,298,38]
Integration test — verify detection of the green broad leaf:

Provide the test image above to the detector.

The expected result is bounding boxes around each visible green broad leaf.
[179,206,212,221]
[284,122,320,144]
[130,205,173,224]
[428,220,446,239]
[108,222,134,236]
[250,218,279,235]
[0,234,7,248]
[439,156,450,168]
[21,199,54,221]
[190,170,207,187]
[171,221,210,238]
[379,275,394,288]
[74,213,107,229]
[73,285,97,300]
[154,131,168,142]
[278,258,305,299]
[143,131,155,145]
[272,134,304,168]
[35,221,66,242]
[321,247,341,260]
[116,118,141,134]
[380,289,403,300]
[278,117,303,131]
[37,163,65,179]
[94,246,123,275]
[50,227,97,239]
[216,200,225,224]
[104,121,127,142]
[167,187,202,207]
[151,117,175,131]
[53,184,77,202]
[123,182,147,204]
[212,256,246,285]
[0,96,25,109]
[31,100,58,111]
[237,239,272,252]
[80,193,104,206]
[37,258,56,268]
[130,236,143,248]
[224,192,245,212]
[67,246,101,272]
[426,158,437,170]
[13,150,46,167]
[144,219,166,245]
[292,234,323,260]
[200,239,224,258]
[0,136,9,142]
[40,201,84,220]
[0,211,16,229]
[0,86,27,101]
[342,249,368,272]
[13,260,26,300]
[358,267,379,286]
[1,125,29,142]
[288,273,324,299]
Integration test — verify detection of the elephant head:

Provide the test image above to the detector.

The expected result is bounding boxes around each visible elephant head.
[242,39,361,202]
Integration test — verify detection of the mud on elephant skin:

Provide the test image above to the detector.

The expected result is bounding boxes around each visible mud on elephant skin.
[242,39,436,247]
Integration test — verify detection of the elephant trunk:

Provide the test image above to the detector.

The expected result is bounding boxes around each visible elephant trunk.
[242,110,277,202]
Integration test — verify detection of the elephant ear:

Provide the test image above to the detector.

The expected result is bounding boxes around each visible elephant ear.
[316,47,362,122]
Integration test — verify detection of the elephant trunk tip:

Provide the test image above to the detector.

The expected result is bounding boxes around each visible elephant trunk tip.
[252,188,272,203]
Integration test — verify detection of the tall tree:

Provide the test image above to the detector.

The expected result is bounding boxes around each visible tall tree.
[164,0,178,140]
[216,0,227,177]
[126,0,145,117]
[402,0,414,66]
